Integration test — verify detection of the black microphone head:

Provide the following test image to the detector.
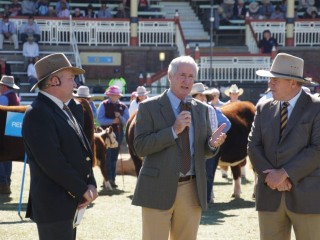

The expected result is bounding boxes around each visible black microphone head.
[185,95,192,111]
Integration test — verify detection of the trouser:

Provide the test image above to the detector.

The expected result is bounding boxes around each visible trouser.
[106,130,124,183]
[0,161,12,185]
[205,152,220,203]
[0,33,19,49]
[37,219,76,240]
[142,179,201,240]
[259,193,320,240]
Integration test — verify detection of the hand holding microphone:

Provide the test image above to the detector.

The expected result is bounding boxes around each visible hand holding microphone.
[173,96,192,135]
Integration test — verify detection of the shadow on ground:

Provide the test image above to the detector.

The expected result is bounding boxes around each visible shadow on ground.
[201,198,255,225]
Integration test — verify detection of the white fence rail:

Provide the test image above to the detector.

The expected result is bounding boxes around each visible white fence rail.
[294,21,320,46]
[199,56,272,82]
[138,21,175,46]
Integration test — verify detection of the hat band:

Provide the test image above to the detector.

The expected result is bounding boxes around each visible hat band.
[270,71,304,80]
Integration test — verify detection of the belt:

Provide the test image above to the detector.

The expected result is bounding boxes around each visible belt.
[178,175,196,182]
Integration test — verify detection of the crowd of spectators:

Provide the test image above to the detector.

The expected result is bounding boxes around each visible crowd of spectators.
[0,0,162,19]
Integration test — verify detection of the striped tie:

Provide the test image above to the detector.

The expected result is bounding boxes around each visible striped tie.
[280,102,289,137]
[178,101,191,175]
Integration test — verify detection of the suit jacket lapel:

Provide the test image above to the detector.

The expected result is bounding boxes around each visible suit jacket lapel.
[191,100,200,146]
[270,100,281,142]
[38,93,91,154]
[159,91,176,128]
[280,91,309,142]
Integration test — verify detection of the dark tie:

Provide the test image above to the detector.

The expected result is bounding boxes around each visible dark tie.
[63,103,88,149]
[280,102,289,137]
[178,101,191,175]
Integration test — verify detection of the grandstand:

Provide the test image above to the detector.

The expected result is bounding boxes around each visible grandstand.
[1,0,320,104]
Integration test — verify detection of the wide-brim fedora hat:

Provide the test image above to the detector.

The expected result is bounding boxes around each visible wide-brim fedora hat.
[31,53,85,92]
[0,75,19,89]
[74,85,92,98]
[256,53,310,83]
[136,86,150,96]
[224,84,243,96]
[203,88,220,96]
[190,82,206,95]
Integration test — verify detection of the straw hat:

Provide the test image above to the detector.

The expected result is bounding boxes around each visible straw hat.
[136,86,150,96]
[256,53,310,83]
[74,86,92,98]
[224,84,244,96]
[31,53,85,92]
[0,75,19,89]
[190,83,206,95]
[105,85,122,96]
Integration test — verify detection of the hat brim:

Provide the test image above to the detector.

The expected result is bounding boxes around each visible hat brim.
[256,70,310,83]
[74,93,92,98]
[106,92,123,97]
[30,66,85,92]
[0,82,20,90]
[190,89,205,95]
[224,88,244,97]
[203,89,219,96]
[137,91,150,96]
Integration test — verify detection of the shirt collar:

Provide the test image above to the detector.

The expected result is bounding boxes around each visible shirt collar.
[167,89,183,111]
[39,90,65,110]
[283,88,302,109]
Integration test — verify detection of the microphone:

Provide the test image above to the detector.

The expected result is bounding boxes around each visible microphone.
[185,95,192,111]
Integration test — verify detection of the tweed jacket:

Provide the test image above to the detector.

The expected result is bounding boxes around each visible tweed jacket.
[22,93,96,223]
[248,91,320,213]
[132,90,215,211]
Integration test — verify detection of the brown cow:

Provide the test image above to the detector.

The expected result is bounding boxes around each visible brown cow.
[125,101,256,198]
[94,126,118,190]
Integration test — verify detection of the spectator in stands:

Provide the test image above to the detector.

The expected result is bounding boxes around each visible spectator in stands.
[280,0,287,14]
[218,0,235,24]
[86,4,96,18]
[115,3,129,18]
[130,91,138,103]
[97,2,113,19]
[20,15,41,43]
[73,8,83,18]
[257,29,278,53]
[3,4,11,16]
[0,75,20,195]
[27,56,38,92]
[248,1,261,19]
[35,0,49,16]
[233,0,247,20]
[57,1,70,18]
[138,0,150,12]
[270,5,285,19]
[259,0,275,19]
[47,6,57,17]
[23,35,39,70]
[55,0,70,12]
[298,0,316,12]
[304,6,319,18]
[0,15,19,50]
[0,58,12,77]
[8,0,22,17]
[21,0,36,16]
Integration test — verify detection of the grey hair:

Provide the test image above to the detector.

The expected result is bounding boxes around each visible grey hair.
[168,56,199,77]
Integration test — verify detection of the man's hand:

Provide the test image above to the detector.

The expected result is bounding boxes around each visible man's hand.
[78,185,98,209]
[276,178,292,192]
[263,168,288,190]
[209,123,227,148]
[114,112,121,118]
[173,110,191,135]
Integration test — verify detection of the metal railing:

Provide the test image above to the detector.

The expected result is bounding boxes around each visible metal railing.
[294,20,320,46]
[198,55,272,83]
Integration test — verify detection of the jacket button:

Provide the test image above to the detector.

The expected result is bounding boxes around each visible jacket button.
[87,174,90,178]
[86,157,91,161]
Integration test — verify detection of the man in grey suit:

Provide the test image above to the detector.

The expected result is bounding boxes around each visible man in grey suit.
[248,53,320,240]
[132,56,227,240]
